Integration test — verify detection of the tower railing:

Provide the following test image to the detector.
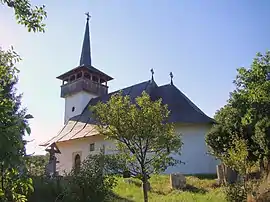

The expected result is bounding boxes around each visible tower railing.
[60,77,108,98]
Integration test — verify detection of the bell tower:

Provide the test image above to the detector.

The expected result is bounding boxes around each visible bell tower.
[57,13,113,124]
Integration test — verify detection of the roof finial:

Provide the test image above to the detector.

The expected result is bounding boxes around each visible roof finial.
[170,72,174,85]
[150,68,154,81]
[85,12,91,21]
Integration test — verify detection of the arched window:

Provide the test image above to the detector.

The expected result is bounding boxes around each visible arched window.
[74,154,81,173]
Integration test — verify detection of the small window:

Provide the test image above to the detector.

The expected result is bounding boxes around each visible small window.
[90,143,95,152]
[72,107,75,112]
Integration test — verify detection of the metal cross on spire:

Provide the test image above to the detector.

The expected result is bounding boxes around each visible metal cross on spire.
[150,68,154,81]
[170,72,174,85]
[80,12,92,66]
[85,12,91,21]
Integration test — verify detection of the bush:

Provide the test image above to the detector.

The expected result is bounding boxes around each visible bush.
[28,153,117,202]
[224,182,247,202]
[62,154,117,202]
[28,176,63,202]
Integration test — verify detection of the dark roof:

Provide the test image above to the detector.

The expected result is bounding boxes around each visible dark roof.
[40,80,214,146]
[56,16,113,81]
[56,65,113,81]
[150,84,214,123]
[80,17,91,66]
[71,80,157,123]
[79,82,214,124]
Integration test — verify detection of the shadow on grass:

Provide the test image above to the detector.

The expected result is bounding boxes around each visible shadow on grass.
[184,184,208,194]
[109,192,135,202]
[185,174,217,180]
[125,178,209,195]
[150,184,208,195]
[124,179,141,187]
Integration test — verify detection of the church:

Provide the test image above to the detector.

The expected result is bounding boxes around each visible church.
[40,15,218,175]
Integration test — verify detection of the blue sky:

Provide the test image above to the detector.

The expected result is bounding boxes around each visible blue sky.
[1,0,270,154]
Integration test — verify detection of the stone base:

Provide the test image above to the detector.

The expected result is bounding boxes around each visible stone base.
[170,173,186,189]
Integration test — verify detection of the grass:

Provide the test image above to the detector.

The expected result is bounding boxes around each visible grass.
[112,175,226,202]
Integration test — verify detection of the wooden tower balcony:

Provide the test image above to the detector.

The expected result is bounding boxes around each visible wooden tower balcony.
[60,77,108,98]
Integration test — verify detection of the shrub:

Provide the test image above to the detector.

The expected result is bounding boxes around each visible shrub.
[28,176,63,202]
[28,153,118,202]
[62,154,117,202]
[224,182,247,202]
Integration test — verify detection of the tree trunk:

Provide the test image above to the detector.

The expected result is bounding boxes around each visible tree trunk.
[266,160,270,181]
[142,180,148,202]
[1,164,4,191]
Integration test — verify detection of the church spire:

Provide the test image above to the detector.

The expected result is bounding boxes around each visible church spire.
[79,12,91,66]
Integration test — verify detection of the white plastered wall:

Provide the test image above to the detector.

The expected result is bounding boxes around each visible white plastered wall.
[165,123,219,174]
[55,123,218,175]
[64,92,97,124]
[55,135,116,175]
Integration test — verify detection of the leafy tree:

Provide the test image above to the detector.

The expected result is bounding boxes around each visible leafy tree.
[0,1,46,201]
[24,154,49,177]
[0,47,33,201]
[1,0,46,32]
[92,91,182,202]
[206,51,270,176]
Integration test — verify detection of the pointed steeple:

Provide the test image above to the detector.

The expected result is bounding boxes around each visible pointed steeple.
[79,13,91,66]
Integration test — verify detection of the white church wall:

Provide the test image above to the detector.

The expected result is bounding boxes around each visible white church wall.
[165,123,219,174]
[55,123,218,176]
[55,135,116,175]
[64,91,97,124]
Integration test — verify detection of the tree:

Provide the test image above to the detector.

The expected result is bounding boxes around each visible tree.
[24,154,49,177]
[1,0,46,32]
[0,1,46,201]
[206,51,270,176]
[0,47,33,201]
[91,91,182,202]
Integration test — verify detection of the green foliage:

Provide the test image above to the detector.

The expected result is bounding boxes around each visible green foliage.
[62,154,117,202]
[28,154,117,202]
[0,47,33,201]
[206,51,270,175]
[1,0,46,32]
[223,138,250,176]
[254,117,270,165]
[224,182,247,202]
[24,154,49,177]
[28,176,65,202]
[0,168,33,202]
[91,91,182,201]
